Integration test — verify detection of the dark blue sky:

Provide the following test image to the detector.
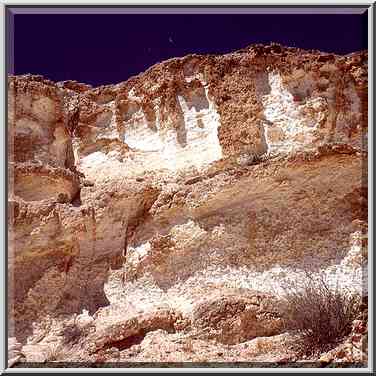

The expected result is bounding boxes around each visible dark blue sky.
[11,12,368,87]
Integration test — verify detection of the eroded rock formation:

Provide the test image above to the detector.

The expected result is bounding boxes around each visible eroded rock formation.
[8,43,368,365]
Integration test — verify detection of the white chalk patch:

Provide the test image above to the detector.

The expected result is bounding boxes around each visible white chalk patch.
[261,72,320,154]
[123,111,164,152]
[122,84,222,171]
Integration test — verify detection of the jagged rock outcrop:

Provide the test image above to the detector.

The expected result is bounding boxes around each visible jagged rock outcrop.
[7,43,368,366]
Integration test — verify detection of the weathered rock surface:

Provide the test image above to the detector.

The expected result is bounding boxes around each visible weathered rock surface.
[7,44,367,366]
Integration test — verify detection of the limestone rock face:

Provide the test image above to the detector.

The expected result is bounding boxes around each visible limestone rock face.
[191,292,282,345]
[7,44,368,365]
[8,75,80,203]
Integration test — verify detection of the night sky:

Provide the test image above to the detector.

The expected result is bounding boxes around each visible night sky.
[11,12,368,87]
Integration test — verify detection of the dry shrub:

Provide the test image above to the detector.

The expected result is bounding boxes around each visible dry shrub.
[281,273,361,354]
[46,343,63,362]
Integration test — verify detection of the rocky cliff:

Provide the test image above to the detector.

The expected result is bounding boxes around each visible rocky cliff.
[8,43,368,366]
